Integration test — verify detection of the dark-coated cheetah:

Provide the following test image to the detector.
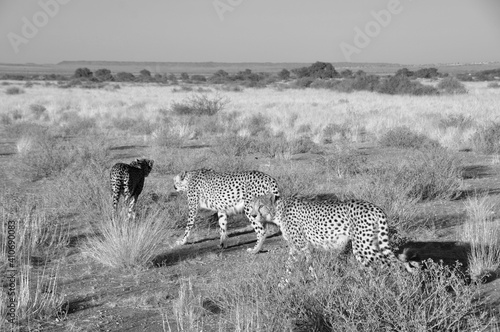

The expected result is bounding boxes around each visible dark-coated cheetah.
[249,193,415,278]
[110,158,154,219]
[173,169,280,253]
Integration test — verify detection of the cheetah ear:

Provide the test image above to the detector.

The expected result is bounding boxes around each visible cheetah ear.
[180,171,187,180]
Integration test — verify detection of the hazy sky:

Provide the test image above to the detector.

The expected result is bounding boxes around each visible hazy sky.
[1,0,499,64]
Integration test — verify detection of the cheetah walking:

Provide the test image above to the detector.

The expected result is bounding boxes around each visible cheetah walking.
[249,193,415,278]
[110,158,154,219]
[173,169,280,253]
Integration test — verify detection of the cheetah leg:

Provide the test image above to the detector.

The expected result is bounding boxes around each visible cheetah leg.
[246,216,266,254]
[176,204,197,246]
[278,246,300,288]
[302,245,318,281]
[111,184,122,218]
[218,211,228,249]
[128,196,137,220]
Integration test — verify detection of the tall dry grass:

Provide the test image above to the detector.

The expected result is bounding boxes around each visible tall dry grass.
[0,193,68,329]
[461,195,500,282]
[169,251,496,331]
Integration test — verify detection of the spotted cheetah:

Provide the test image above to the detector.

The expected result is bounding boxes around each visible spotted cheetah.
[173,169,280,253]
[110,158,154,219]
[250,193,415,278]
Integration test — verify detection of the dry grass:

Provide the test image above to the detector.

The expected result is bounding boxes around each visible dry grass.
[0,194,68,330]
[1,80,500,330]
[171,251,495,331]
[461,195,500,282]
[83,209,171,270]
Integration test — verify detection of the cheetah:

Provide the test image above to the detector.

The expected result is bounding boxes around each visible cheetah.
[173,169,280,253]
[249,193,415,279]
[110,158,154,219]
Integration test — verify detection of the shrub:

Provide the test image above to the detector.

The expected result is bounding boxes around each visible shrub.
[291,62,338,79]
[29,104,47,120]
[245,113,271,136]
[152,125,186,148]
[377,75,439,95]
[309,79,337,89]
[319,144,366,178]
[190,75,207,82]
[437,77,467,94]
[5,86,24,95]
[115,72,136,82]
[172,85,193,93]
[278,68,290,80]
[212,134,255,157]
[470,122,500,154]
[216,84,244,92]
[16,131,76,181]
[74,67,93,79]
[113,116,156,135]
[379,126,441,149]
[345,149,462,230]
[438,114,475,130]
[95,68,114,81]
[171,93,228,116]
[253,135,319,159]
[487,82,500,89]
[291,77,314,88]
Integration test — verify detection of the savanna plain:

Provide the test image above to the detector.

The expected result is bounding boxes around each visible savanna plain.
[1,78,500,331]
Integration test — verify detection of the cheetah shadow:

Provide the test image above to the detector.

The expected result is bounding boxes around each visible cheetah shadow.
[152,226,282,267]
[398,241,500,284]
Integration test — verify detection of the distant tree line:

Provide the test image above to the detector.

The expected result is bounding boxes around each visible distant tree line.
[0,61,497,96]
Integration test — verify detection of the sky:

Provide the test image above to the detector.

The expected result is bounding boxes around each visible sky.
[0,0,499,65]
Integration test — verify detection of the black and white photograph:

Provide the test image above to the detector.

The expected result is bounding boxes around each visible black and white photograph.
[1,0,500,330]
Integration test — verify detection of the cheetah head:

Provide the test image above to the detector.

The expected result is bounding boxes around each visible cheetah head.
[131,159,154,177]
[250,193,278,223]
[173,171,190,192]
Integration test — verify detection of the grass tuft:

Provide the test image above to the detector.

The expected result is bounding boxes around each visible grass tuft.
[379,126,441,149]
[461,195,500,282]
[84,210,170,270]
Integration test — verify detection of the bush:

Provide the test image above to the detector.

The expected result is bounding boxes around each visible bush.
[74,67,93,79]
[437,77,467,94]
[379,126,441,149]
[5,86,24,95]
[115,72,136,82]
[190,75,207,82]
[377,75,439,95]
[487,82,500,89]
[291,77,314,88]
[345,149,462,230]
[95,68,114,81]
[16,131,76,181]
[470,122,500,154]
[29,104,47,120]
[438,114,475,130]
[291,62,338,79]
[171,93,228,116]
